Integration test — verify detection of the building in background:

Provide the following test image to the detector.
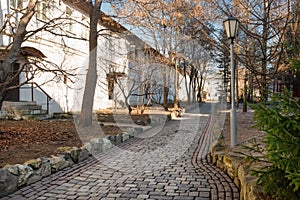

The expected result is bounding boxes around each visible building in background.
[1,0,181,116]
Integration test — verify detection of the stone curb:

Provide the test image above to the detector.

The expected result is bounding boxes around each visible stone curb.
[0,114,173,197]
[210,138,262,200]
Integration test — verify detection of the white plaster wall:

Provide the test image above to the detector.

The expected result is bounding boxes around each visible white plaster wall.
[2,0,186,113]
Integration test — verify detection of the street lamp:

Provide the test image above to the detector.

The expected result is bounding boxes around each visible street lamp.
[243,71,248,113]
[223,16,240,147]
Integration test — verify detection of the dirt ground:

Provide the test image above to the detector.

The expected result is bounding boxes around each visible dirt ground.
[0,107,263,168]
[0,120,81,168]
[0,111,151,168]
[220,109,265,149]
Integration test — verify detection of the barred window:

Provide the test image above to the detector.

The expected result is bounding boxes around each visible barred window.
[66,7,73,33]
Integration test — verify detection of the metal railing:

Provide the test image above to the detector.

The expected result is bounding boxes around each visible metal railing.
[21,82,52,114]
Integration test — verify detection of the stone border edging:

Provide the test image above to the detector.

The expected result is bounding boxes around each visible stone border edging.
[0,114,175,198]
[210,144,261,200]
[0,128,135,197]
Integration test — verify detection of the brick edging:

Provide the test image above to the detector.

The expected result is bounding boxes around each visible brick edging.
[193,116,240,200]
[210,129,262,199]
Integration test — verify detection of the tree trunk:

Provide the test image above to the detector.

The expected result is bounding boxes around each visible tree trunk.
[163,86,169,110]
[0,2,3,46]
[184,65,191,103]
[260,1,268,102]
[0,0,37,109]
[197,74,203,102]
[79,0,102,127]
[235,61,239,107]
[188,80,192,103]
[243,76,247,112]
[189,68,195,103]
[124,96,132,114]
[174,62,179,109]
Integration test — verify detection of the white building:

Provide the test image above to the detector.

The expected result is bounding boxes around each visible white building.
[1,0,178,115]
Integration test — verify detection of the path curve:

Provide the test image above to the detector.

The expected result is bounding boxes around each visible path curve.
[192,115,240,200]
[1,103,239,200]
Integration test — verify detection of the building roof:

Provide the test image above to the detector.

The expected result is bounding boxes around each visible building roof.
[62,0,185,75]
[62,0,161,54]
[0,46,46,59]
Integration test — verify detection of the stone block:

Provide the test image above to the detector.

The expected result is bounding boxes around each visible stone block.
[63,153,75,166]
[216,160,225,170]
[170,112,177,119]
[25,158,51,185]
[26,171,42,185]
[0,110,8,119]
[234,177,241,188]
[78,147,90,162]
[128,131,135,138]
[84,143,92,153]
[16,164,33,187]
[39,158,52,178]
[24,158,42,170]
[107,135,121,145]
[223,155,233,178]
[0,168,18,197]
[122,132,130,142]
[232,160,240,178]
[115,134,122,145]
[125,128,135,135]
[90,138,104,154]
[50,156,71,173]
[107,135,115,145]
[6,165,19,176]
[68,147,80,163]
[102,138,113,151]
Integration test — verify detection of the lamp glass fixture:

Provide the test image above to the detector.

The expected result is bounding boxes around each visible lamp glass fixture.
[223,17,239,39]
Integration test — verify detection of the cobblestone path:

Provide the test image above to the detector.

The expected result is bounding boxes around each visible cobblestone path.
[2,103,239,200]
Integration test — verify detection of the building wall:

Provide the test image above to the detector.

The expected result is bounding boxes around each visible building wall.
[1,0,130,113]
[1,0,190,114]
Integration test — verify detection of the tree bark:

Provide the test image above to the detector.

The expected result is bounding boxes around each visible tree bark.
[235,60,239,107]
[0,0,37,109]
[163,86,169,110]
[174,61,179,109]
[79,0,102,127]
[260,1,268,102]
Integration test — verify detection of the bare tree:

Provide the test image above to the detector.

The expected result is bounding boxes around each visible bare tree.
[0,0,87,109]
[202,0,293,101]
[0,0,38,108]
[79,0,103,127]
[113,47,165,114]
[111,0,207,109]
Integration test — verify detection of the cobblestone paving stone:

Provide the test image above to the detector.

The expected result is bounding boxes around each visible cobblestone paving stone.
[1,103,239,200]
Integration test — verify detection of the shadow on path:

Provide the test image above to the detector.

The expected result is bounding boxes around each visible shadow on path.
[2,103,239,200]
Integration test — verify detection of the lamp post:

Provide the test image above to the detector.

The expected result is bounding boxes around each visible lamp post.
[223,16,240,147]
[243,71,248,112]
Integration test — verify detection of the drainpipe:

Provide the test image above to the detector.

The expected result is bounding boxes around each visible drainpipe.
[6,0,11,44]
[0,2,3,46]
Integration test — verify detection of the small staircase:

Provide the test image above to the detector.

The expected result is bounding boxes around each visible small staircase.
[2,101,50,120]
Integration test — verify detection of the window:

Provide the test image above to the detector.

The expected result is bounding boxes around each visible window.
[108,78,114,100]
[36,2,47,20]
[10,0,22,9]
[66,7,73,33]
[81,15,89,39]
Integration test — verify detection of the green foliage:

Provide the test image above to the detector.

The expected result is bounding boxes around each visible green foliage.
[251,91,300,199]
[290,59,300,70]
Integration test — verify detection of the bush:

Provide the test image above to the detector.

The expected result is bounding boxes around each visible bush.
[251,91,300,199]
